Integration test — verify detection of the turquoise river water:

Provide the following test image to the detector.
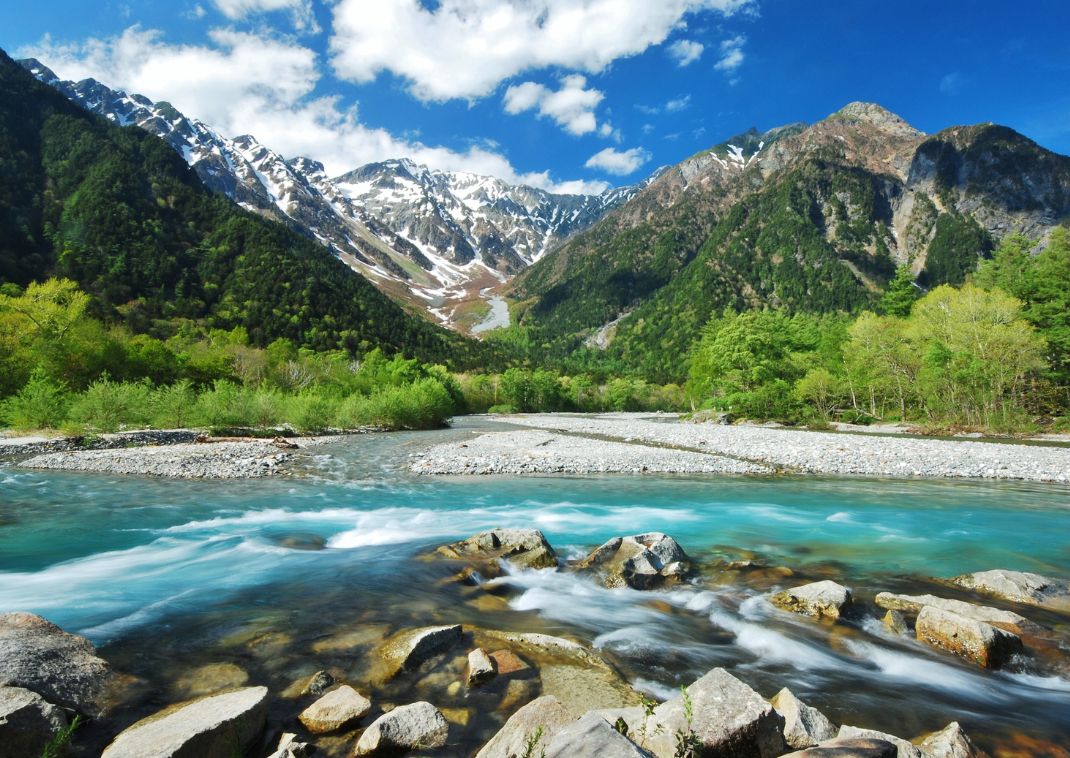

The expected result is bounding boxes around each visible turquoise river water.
[1,419,1069,755]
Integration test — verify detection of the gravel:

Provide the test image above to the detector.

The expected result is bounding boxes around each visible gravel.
[412,414,1070,482]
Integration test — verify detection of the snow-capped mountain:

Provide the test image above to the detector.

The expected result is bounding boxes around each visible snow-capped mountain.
[21,58,644,330]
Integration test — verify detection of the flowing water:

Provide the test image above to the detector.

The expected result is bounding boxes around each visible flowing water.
[2,418,1069,754]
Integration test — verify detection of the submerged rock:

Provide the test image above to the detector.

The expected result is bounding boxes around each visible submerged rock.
[353,701,449,756]
[575,532,693,590]
[881,610,909,636]
[475,695,574,758]
[544,711,654,757]
[298,685,371,733]
[645,667,786,757]
[771,581,852,620]
[836,726,921,758]
[101,686,269,758]
[874,593,1027,629]
[771,687,838,748]
[378,625,463,679]
[947,569,1070,609]
[172,662,249,699]
[782,737,899,757]
[914,606,1023,669]
[467,648,497,687]
[437,528,558,571]
[917,721,983,758]
[0,612,113,716]
[303,670,335,697]
[0,685,68,758]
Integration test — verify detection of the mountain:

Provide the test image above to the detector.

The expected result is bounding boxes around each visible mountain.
[0,49,486,367]
[511,102,1070,381]
[20,59,643,330]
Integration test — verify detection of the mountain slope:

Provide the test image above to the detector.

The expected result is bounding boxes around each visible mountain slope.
[0,49,486,367]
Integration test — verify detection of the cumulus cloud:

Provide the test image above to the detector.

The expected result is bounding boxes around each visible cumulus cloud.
[668,39,704,66]
[714,34,746,75]
[329,0,754,101]
[503,74,604,135]
[17,27,607,193]
[211,0,318,32]
[585,146,652,175]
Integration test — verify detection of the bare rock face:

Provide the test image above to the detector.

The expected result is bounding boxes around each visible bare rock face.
[575,533,693,590]
[917,722,984,758]
[0,612,113,716]
[914,606,1023,669]
[770,581,853,620]
[475,695,574,758]
[645,668,786,758]
[436,528,558,572]
[298,685,371,734]
[354,701,449,756]
[0,685,69,758]
[947,569,1070,609]
[544,711,654,757]
[101,686,269,758]
[782,736,899,757]
[771,687,838,748]
[874,593,1026,629]
[377,625,463,679]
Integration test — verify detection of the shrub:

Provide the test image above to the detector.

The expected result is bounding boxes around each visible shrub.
[0,369,71,430]
[149,380,198,429]
[286,391,338,434]
[67,378,153,432]
[337,378,456,430]
[193,381,257,428]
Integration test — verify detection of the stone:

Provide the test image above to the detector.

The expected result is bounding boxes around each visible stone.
[101,686,269,758]
[538,664,643,717]
[298,685,372,734]
[782,737,899,757]
[266,732,312,758]
[467,648,497,686]
[172,663,249,699]
[836,726,921,758]
[645,668,786,758]
[771,687,838,749]
[354,701,449,756]
[947,569,1070,609]
[475,695,574,758]
[914,606,1023,668]
[489,649,530,677]
[544,711,655,757]
[437,528,558,570]
[0,685,68,758]
[378,625,463,678]
[304,670,335,696]
[771,581,853,620]
[916,721,983,758]
[0,612,113,716]
[575,533,693,590]
[882,610,908,636]
[874,593,1027,629]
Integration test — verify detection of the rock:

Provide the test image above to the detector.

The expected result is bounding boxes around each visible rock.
[172,663,249,698]
[475,695,574,758]
[437,528,558,570]
[101,686,269,758]
[489,649,530,677]
[771,687,837,748]
[874,593,1027,629]
[837,726,922,758]
[645,668,786,757]
[771,581,853,620]
[915,606,1023,668]
[544,711,654,757]
[0,612,113,716]
[354,701,449,756]
[575,533,693,590]
[266,732,312,758]
[378,625,463,678]
[947,569,1070,609]
[298,685,372,734]
[538,663,642,717]
[467,648,497,686]
[304,670,335,696]
[782,737,899,757]
[0,685,68,758]
[882,610,908,636]
[917,721,983,758]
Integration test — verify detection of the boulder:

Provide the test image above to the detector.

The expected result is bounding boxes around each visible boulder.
[0,685,68,758]
[298,685,371,734]
[882,611,908,636]
[916,721,983,758]
[874,593,1026,629]
[266,732,312,758]
[782,737,899,757]
[538,663,643,717]
[836,726,921,758]
[575,533,693,590]
[354,701,449,756]
[645,668,786,757]
[437,528,558,571]
[0,612,113,716]
[947,569,1070,609]
[378,625,463,679]
[771,581,853,620]
[101,686,269,758]
[914,606,1023,669]
[475,696,574,758]
[771,687,837,748]
[304,670,334,697]
[544,712,654,757]
[467,648,497,687]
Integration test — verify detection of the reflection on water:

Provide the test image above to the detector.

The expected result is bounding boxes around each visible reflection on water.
[1,420,1069,753]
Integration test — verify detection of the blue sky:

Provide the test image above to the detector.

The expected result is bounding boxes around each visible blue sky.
[5,0,1070,193]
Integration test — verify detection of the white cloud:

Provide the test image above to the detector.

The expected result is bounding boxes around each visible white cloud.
[939,71,965,96]
[16,27,607,193]
[211,0,318,32]
[665,95,691,113]
[329,0,754,101]
[668,39,704,66]
[503,74,604,136]
[585,146,651,175]
[714,35,745,74]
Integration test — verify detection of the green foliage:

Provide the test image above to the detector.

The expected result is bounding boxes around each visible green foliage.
[920,212,992,287]
[38,714,82,758]
[67,378,153,432]
[878,265,920,317]
[336,378,456,430]
[0,368,70,430]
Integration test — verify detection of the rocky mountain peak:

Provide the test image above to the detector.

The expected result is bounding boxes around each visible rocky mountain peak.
[831,102,923,138]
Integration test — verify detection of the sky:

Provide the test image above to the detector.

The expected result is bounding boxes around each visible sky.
[4,0,1070,194]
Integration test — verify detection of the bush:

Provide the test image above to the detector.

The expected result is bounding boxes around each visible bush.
[337,378,456,430]
[286,391,339,434]
[0,369,70,430]
[67,378,153,432]
[487,403,517,414]
[149,380,198,428]
[193,381,258,428]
